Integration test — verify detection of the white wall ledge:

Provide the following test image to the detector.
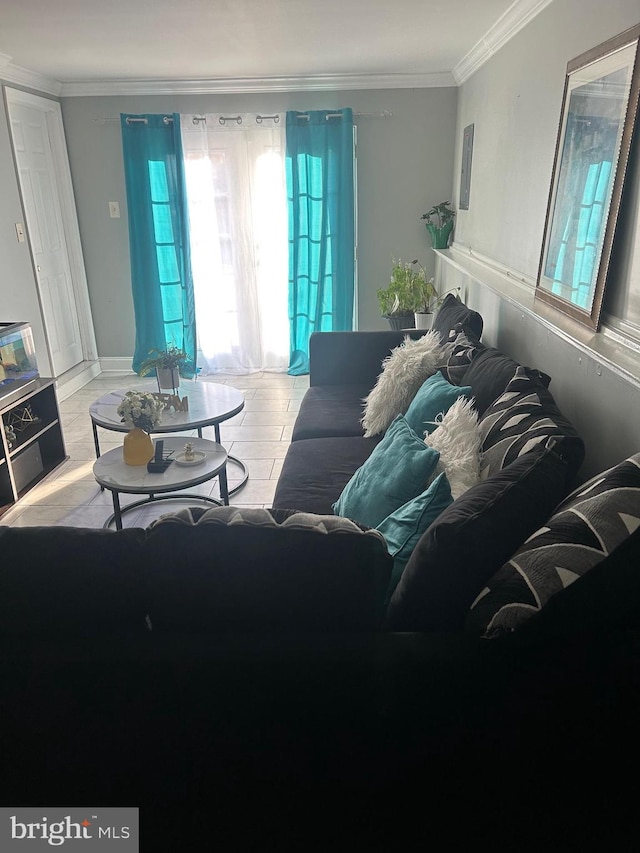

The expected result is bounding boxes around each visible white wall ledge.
[437,244,640,390]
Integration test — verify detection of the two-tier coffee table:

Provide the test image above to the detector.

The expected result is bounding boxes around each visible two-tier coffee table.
[89,380,248,496]
[93,436,229,529]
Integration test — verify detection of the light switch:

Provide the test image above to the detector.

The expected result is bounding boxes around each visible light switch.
[108,201,120,219]
[15,222,26,243]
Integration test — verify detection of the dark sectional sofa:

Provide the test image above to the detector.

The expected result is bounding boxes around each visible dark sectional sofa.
[272,301,592,635]
[2,298,640,849]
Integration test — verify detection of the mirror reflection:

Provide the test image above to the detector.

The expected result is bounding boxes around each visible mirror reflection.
[536,28,640,329]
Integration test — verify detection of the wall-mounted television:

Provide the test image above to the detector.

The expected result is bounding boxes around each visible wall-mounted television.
[0,322,40,409]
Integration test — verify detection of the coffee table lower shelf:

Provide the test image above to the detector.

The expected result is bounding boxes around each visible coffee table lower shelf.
[93,437,230,530]
[102,492,227,531]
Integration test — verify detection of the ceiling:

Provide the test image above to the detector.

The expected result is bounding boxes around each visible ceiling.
[0,0,549,95]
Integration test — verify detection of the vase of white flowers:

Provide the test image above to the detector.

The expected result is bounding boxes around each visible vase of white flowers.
[116,390,164,465]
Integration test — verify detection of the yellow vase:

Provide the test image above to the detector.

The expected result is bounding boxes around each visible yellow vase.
[123,427,155,465]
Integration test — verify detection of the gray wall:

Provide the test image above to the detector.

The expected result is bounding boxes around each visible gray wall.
[60,88,458,357]
[452,0,640,280]
[444,0,640,479]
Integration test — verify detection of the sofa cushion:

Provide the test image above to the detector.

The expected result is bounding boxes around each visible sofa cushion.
[333,415,440,528]
[424,396,482,500]
[291,384,371,441]
[272,435,383,515]
[438,326,485,385]
[461,347,522,416]
[386,442,569,632]
[432,293,483,344]
[361,331,444,437]
[0,526,147,637]
[143,506,392,631]
[466,453,640,638]
[376,471,453,605]
[462,348,552,417]
[403,372,472,438]
[308,328,428,388]
[478,366,585,484]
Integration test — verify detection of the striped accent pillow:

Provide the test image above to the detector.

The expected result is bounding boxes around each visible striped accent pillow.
[466,453,640,637]
[478,366,584,481]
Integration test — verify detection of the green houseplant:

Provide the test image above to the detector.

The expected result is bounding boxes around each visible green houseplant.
[139,345,188,393]
[421,201,456,249]
[378,258,461,330]
[377,259,421,329]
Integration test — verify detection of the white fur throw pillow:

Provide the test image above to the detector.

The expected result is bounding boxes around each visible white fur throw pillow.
[424,396,481,501]
[361,332,444,437]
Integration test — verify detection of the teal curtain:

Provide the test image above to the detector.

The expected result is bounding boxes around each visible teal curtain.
[121,114,196,377]
[286,109,354,375]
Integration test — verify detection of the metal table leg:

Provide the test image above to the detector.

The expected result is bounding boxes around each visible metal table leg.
[218,461,230,506]
[92,420,105,491]
[111,490,123,530]
[91,420,101,458]
[213,422,248,496]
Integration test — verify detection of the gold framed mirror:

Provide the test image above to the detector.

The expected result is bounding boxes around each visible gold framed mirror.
[535,24,640,329]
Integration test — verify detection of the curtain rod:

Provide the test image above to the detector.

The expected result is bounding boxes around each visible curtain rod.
[121,115,173,125]
[93,110,392,126]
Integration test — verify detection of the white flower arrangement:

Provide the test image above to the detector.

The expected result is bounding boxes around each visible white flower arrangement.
[117,390,164,432]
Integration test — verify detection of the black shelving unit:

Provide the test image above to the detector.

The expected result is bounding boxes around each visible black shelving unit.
[0,378,67,518]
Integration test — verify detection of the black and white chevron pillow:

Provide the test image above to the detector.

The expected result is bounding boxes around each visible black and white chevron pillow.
[437,325,483,386]
[478,366,584,480]
[466,453,640,637]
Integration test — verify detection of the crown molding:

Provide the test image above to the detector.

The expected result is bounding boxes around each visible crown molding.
[59,70,456,97]
[453,0,553,85]
[0,60,61,96]
[0,1,551,99]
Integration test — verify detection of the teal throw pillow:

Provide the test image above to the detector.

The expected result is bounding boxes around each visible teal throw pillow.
[332,415,440,529]
[404,372,472,438]
[377,472,454,604]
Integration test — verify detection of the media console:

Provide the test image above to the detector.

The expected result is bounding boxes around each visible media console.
[0,378,67,518]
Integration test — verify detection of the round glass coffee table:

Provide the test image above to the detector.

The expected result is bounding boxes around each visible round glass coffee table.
[89,381,247,496]
[93,436,229,529]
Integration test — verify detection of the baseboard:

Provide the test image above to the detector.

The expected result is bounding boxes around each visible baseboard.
[55,360,102,402]
[99,357,134,372]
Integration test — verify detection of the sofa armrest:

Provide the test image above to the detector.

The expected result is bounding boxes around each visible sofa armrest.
[309,330,427,388]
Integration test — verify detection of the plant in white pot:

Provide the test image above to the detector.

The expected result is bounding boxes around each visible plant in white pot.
[408,260,463,329]
[409,260,440,329]
[139,345,188,394]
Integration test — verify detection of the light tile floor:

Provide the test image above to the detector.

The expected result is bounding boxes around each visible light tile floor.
[1,371,308,529]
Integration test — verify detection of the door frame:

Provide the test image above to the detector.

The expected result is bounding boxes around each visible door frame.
[4,87,98,366]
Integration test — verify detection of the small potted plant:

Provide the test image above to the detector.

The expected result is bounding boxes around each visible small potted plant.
[377,259,420,330]
[408,260,440,329]
[139,345,188,393]
[421,201,456,249]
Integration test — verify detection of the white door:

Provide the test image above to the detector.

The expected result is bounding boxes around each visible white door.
[7,100,83,376]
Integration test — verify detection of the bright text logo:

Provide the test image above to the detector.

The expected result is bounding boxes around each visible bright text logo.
[1,808,138,851]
